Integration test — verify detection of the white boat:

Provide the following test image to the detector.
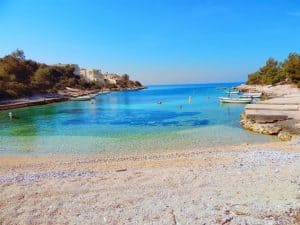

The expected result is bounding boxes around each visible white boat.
[240,92,262,98]
[225,91,240,95]
[70,95,95,101]
[219,97,252,103]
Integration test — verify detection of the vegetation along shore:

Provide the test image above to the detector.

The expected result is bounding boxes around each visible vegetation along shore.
[0,49,144,111]
[238,53,300,141]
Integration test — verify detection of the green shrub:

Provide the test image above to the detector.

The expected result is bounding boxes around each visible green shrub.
[247,53,300,87]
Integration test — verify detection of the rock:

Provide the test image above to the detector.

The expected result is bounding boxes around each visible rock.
[290,136,300,145]
[216,216,233,225]
[240,117,282,135]
[278,131,292,141]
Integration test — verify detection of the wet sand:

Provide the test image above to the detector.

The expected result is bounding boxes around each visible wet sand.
[0,142,300,224]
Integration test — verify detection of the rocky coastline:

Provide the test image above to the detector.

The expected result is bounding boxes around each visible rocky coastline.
[237,84,300,141]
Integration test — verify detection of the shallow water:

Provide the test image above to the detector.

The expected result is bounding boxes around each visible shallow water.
[0,83,274,155]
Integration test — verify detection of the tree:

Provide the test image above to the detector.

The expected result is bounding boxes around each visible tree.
[282,53,300,86]
[11,49,25,61]
[0,55,32,83]
[259,58,283,85]
[247,72,262,85]
[259,58,278,74]
[121,74,129,82]
[134,81,142,87]
[247,57,285,85]
[31,66,55,90]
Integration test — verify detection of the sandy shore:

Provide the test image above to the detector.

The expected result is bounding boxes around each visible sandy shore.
[0,142,300,225]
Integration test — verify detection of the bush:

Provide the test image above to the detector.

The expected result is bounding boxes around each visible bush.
[246,53,300,87]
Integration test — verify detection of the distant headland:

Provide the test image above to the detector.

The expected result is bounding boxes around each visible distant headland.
[0,49,144,110]
[0,49,144,99]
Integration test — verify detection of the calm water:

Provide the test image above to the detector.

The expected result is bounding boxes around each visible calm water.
[0,83,274,155]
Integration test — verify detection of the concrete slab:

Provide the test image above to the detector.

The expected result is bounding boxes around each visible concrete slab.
[256,97,300,105]
[245,104,299,111]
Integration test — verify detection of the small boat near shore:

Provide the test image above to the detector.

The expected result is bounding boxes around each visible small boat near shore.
[225,90,240,95]
[219,97,252,103]
[70,95,95,101]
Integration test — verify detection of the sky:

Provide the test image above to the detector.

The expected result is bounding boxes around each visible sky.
[0,0,300,85]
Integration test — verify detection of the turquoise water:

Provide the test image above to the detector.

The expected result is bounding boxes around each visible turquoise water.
[0,83,274,155]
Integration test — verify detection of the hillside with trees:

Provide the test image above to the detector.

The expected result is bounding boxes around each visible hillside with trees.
[246,53,300,88]
[0,50,143,99]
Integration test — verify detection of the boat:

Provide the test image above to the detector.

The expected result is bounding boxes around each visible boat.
[219,97,252,103]
[216,87,227,90]
[225,91,240,95]
[70,95,95,101]
[240,92,262,98]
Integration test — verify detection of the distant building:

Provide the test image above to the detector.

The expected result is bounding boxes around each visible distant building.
[80,68,104,83]
[52,63,80,76]
[103,73,120,84]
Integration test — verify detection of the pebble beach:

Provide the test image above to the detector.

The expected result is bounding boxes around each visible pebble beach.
[1,141,300,225]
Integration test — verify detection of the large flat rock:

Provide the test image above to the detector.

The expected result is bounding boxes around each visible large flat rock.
[245,104,299,111]
[245,110,288,123]
[256,96,300,105]
[245,108,300,121]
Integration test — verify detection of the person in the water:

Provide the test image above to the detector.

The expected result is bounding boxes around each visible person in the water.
[8,112,19,119]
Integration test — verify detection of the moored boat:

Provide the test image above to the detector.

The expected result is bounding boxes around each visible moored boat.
[70,95,95,101]
[219,97,252,103]
[225,90,240,95]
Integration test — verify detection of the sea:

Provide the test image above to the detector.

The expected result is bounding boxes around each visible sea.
[0,83,274,155]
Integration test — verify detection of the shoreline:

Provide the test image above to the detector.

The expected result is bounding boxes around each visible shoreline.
[237,84,300,140]
[1,141,299,224]
[0,86,146,112]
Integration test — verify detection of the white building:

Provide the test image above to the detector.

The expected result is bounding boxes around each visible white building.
[79,68,104,83]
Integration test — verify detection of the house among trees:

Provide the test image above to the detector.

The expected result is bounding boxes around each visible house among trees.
[0,49,143,99]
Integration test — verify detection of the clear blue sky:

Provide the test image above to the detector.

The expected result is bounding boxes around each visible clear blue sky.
[0,0,300,84]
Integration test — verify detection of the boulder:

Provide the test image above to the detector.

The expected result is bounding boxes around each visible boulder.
[278,131,293,141]
[240,116,282,135]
